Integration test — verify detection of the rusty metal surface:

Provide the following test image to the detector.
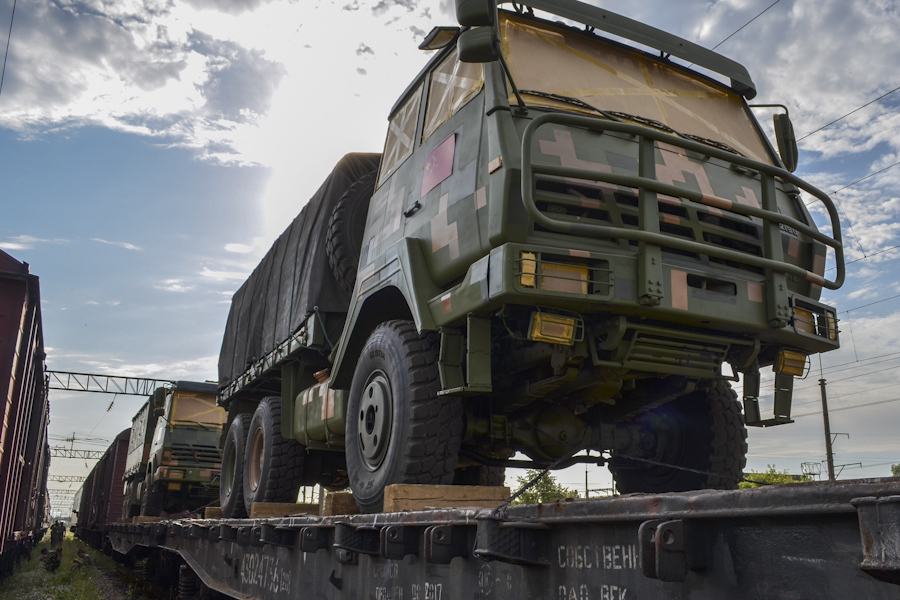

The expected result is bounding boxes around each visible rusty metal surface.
[106,478,900,599]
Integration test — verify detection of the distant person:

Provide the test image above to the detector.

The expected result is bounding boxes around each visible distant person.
[71,548,93,570]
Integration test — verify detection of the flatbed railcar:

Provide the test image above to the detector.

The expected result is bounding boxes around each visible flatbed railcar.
[106,477,900,600]
[0,249,50,579]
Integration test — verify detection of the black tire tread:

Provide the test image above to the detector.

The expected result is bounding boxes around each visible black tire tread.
[453,465,506,487]
[141,472,164,517]
[246,396,306,507]
[612,380,747,493]
[221,413,251,518]
[348,320,463,512]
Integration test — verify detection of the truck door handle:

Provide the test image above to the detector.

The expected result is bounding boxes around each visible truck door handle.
[403,201,422,218]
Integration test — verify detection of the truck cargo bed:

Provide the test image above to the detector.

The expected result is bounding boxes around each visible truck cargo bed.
[108,478,900,599]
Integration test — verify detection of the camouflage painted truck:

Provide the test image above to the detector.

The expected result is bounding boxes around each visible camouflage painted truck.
[217,0,844,516]
[123,382,226,517]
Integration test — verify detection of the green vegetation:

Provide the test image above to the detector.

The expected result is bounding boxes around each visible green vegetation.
[739,465,813,489]
[0,532,132,600]
[892,464,899,477]
[512,470,580,505]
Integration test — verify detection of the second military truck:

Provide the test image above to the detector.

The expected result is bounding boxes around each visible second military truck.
[124,381,225,517]
[216,0,845,515]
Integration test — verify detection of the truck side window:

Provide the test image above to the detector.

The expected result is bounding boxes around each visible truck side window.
[378,82,423,187]
[422,48,483,142]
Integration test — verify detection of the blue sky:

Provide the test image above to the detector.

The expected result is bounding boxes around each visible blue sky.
[2,0,899,511]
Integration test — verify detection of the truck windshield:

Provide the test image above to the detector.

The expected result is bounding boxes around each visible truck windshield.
[170,391,225,427]
[498,12,772,164]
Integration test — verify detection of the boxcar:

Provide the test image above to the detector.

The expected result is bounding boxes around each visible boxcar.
[0,250,50,579]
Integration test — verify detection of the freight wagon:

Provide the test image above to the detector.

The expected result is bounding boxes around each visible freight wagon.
[0,249,50,579]
[73,429,130,551]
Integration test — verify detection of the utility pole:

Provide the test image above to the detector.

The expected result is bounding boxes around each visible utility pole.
[819,376,836,481]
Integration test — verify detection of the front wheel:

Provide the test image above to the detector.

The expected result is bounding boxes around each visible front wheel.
[141,471,165,517]
[610,380,747,494]
[346,321,463,513]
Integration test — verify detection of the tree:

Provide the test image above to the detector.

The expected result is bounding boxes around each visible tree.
[892,464,900,477]
[738,465,812,489]
[512,470,579,505]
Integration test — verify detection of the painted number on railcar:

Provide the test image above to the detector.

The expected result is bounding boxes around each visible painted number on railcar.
[240,553,291,594]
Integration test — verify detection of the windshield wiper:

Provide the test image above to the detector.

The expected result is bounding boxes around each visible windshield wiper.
[519,91,744,157]
[519,90,623,122]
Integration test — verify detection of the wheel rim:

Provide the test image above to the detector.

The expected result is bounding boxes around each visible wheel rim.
[357,371,392,471]
[248,428,264,492]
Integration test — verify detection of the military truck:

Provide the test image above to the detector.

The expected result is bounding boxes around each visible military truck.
[123,382,225,517]
[217,0,844,515]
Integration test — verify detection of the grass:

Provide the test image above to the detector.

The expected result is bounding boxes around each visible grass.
[0,532,137,600]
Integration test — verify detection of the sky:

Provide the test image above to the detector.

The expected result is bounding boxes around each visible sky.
[2,0,899,515]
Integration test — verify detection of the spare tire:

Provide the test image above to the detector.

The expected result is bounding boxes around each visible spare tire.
[326,169,378,298]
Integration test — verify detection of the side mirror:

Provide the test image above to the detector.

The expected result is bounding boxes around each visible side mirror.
[153,407,165,418]
[457,27,498,63]
[456,0,494,26]
[773,113,798,173]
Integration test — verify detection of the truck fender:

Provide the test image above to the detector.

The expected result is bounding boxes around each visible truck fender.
[331,238,441,388]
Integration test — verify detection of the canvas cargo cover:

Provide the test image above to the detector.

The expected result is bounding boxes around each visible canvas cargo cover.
[218,153,381,385]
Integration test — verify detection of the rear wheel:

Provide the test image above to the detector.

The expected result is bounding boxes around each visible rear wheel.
[610,380,747,494]
[242,397,306,513]
[346,321,463,513]
[220,414,251,518]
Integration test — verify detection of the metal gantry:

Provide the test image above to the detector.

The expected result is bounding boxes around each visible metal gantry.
[48,474,86,483]
[49,448,106,459]
[47,370,173,396]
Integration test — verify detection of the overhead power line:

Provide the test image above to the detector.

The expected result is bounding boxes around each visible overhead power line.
[799,84,900,141]
[0,0,15,100]
[710,0,782,51]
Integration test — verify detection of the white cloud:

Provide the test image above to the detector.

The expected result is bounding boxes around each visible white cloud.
[92,238,141,251]
[154,279,196,293]
[224,242,254,253]
[200,266,250,280]
[0,234,68,251]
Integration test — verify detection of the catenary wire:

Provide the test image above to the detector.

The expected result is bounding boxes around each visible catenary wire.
[798,84,900,141]
[0,0,15,100]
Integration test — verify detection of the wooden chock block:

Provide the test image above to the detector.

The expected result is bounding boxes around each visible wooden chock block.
[249,502,319,518]
[323,492,359,516]
[132,515,166,523]
[204,507,223,519]
[383,484,510,512]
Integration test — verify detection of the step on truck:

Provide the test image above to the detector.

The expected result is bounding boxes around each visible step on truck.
[216,0,845,516]
[123,382,226,517]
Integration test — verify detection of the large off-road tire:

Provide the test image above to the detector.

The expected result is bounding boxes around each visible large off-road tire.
[325,170,378,298]
[141,471,165,517]
[453,464,507,487]
[346,320,464,513]
[242,397,306,512]
[610,380,747,494]
[220,414,251,518]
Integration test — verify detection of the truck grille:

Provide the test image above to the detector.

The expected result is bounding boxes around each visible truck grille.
[170,443,221,467]
[534,177,764,275]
